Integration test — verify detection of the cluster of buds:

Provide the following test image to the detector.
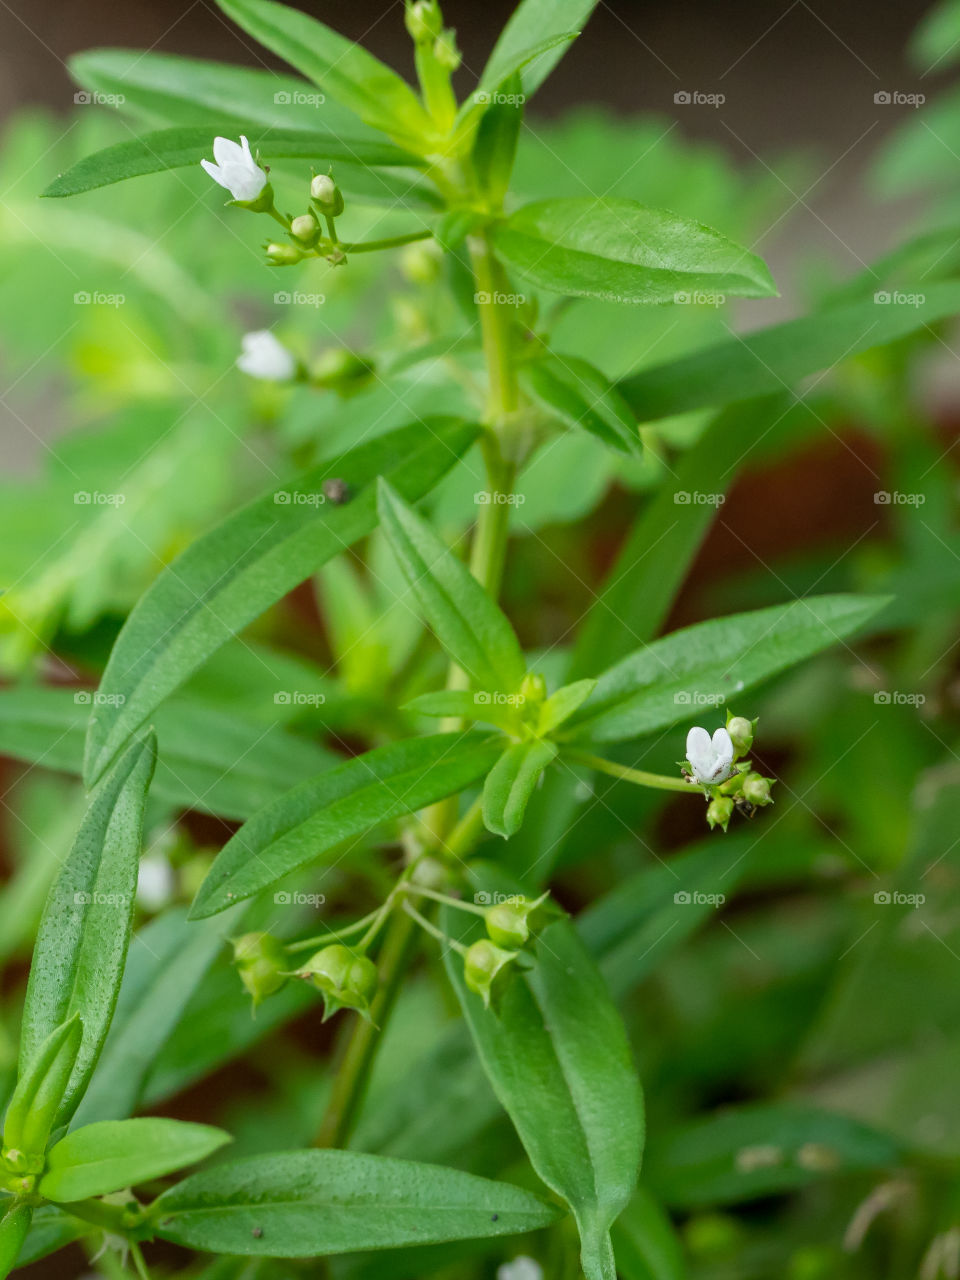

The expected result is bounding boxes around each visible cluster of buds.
[265,171,347,268]
[463,892,555,1011]
[405,1,461,70]
[682,713,774,832]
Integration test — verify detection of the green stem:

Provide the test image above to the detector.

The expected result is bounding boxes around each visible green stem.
[339,231,433,254]
[286,909,383,953]
[564,748,696,794]
[403,883,487,916]
[402,900,468,953]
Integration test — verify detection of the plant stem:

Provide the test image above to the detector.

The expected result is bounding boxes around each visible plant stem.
[402,900,468,953]
[564,747,696,794]
[339,230,433,254]
[403,883,487,916]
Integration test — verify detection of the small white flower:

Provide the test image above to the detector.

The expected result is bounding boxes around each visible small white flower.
[497,1259,542,1280]
[237,331,296,382]
[686,725,734,785]
[200,135,267,202]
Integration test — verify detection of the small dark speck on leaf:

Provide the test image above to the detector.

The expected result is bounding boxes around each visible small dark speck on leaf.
[491,1213,499,1221]
[252,1226,263,1238]
[323,477,351,504]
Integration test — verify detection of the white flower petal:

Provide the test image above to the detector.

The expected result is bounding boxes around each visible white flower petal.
[712,727,734,770]
[237,330,296,381]
[212,135,243,166]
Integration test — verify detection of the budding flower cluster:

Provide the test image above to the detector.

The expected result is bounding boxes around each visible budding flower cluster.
[232,932,288,1006]
[682,713,774,832]
[298,944,378,1021]
[463,893,555,1010]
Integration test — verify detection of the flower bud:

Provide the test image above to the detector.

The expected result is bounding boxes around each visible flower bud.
[265,242,303,266]
[741,773,773,806]
[433,29,461,71]
[299,944,378,1021]
[290,212,320,245]
[410,855,450,890]
[400,240,442,285]
[310,173,344,217]
[464,939,518,1011]
[405,0,443,42]
[726,714,756,757]
[519,672,547,708]
[233,932,289,1006]
[484,892,554,949]
[706,794,734,831]
[313,347,375,395]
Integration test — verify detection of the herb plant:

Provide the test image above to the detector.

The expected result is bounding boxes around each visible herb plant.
[1,1,958,1278]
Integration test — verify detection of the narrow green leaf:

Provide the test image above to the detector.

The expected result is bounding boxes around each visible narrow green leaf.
[468,72,523,198]
[523,354,642,456]
[482,0,599,96]
[482,740,558,837]
[537,679,596,736]
[191,733,501,918]
[404,690,520,732]
[2,1018,82,1156]
[19,733,157,1125]
[617,281,960,423]
[444,875,643,1280]
[455,35,574,141]
[566,595,890,744]
[568,396,791,679]
[216,0,433,146]
[0,1202,32,1280]
[493,198,776,304]
[40,1119,231,1202]
[611,1187,688,1280]
[150,1149,560,1255]
[645,1104,902,1208]
[43,126,423,198]
[377,480,527,694]
[84,418,478,787]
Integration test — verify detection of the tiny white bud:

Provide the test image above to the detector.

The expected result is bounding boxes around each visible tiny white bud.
[236,330,296,382]
[310,173,343,215]
[200,135,268,203]
[497,1259,543,1280]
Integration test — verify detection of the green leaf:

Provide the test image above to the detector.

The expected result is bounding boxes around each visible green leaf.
[43,126,423,198]
[482,740,558,837]
[404,690,520,732]
[468,72,523,198]
[19,734,156,1126]
[69,48,381,138]
[190,733,501,918]
[84,418,478,787]
[910,0,960,72]
[15,1206,87,1267]
[611,1187,687,1280]
[492,198,776,304]
[645,1103,902,1208]
[0,1202,32,1280]
[454,35,575,141]
[40,1119,231,1202]
[444,880,643,1280]
[150,1148,560,1254]
[522,353,642,455]
[566,594,890,744]
[617,281,960,423]
[2,1018,82,1157]
[568,396,792,678]
[0,687,337,821]
[216,0,433,147]
[377,480,527,694]
[537,679,597,735]
[482,0,599,96]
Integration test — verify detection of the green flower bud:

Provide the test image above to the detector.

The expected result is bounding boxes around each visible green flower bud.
[400,240,442,285]
[290,212,320,245]
[265,242,304,266]
[741,773,773,806]
[405,0,443,43]
[433,29,461,71]
[310,173,344,217]
[233,932,289,1006]
[706,794,735,831]
[464,939,519,1011]
[519,672,547,708]
[299,944,378,1021]
[313,347,375,395]
[484,892,554,949]
[726,714,756,757]
[410,855,450,890]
